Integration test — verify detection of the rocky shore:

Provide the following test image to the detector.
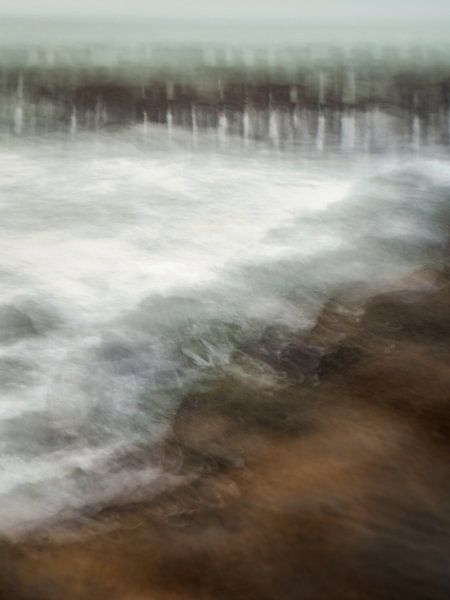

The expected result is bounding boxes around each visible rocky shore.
[2,42,450,149]
[1,258,449,599]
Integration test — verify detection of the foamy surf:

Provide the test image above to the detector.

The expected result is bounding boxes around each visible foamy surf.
[0,125,449,534]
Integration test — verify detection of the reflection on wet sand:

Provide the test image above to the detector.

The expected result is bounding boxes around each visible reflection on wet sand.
[1,265,449,599]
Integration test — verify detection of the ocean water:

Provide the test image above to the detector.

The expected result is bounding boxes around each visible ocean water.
[1,125,449,532]
[0,24,450,533]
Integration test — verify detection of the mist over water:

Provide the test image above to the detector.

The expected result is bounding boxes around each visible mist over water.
[0,21,449,540]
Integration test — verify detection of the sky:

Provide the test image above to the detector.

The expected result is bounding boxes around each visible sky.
[1,0,450,21]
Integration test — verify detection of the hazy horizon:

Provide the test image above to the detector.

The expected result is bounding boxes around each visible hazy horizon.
[1,0,450,22]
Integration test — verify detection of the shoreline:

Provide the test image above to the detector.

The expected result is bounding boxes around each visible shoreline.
[1,260,449,599]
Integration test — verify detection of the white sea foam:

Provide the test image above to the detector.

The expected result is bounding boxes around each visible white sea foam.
[0,126,448,533]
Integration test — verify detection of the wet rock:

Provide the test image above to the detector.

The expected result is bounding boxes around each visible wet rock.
[2,267,450,600]
[308,294,366,347]
[240,324,322,381]
[278,343,322,378]
[174,374,316,466]
[319,345,365,377]
[362,284,450,343]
